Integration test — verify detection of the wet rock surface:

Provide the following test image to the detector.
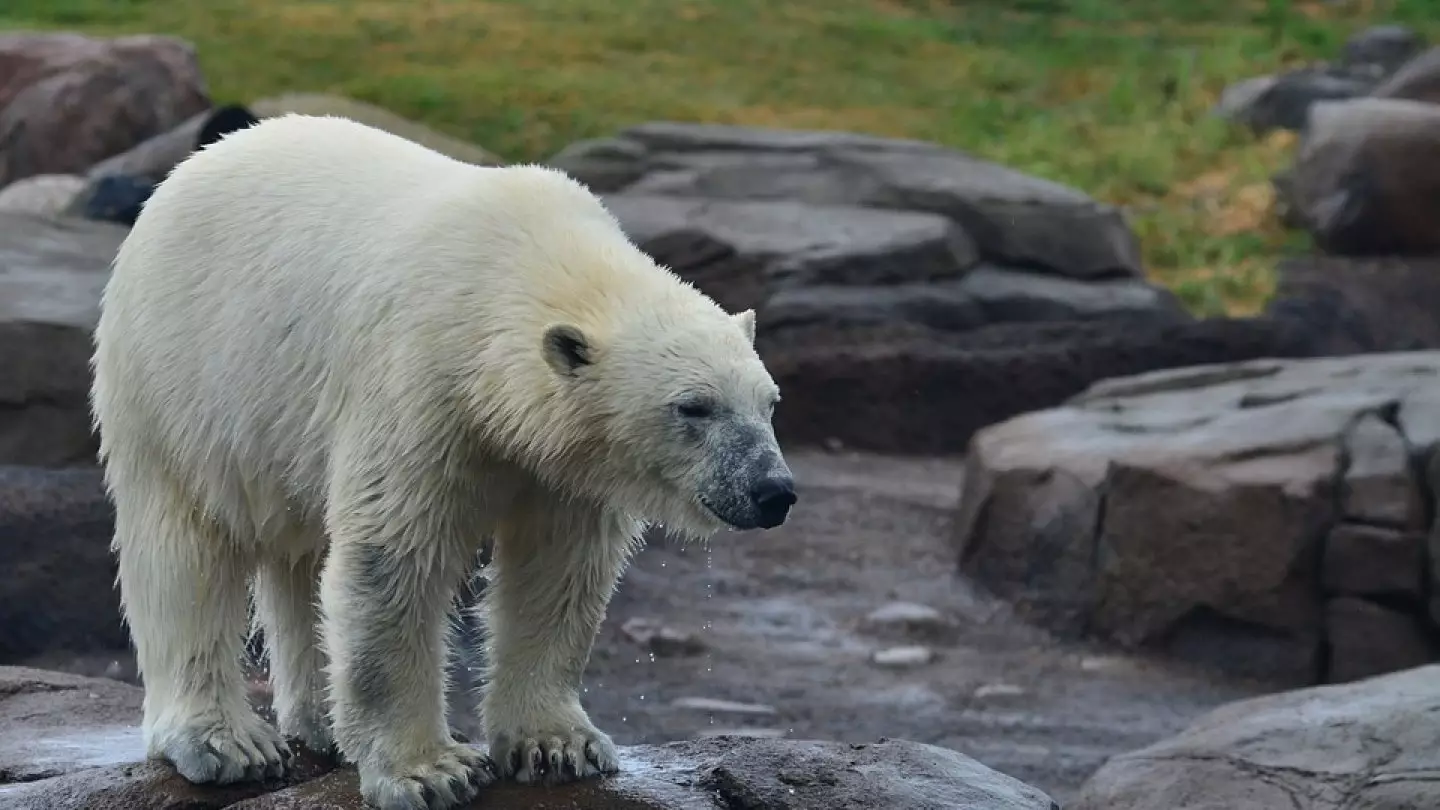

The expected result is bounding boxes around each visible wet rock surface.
[1072,664,1440,810]
[0,667,1058,810]
[955,351,1440,686]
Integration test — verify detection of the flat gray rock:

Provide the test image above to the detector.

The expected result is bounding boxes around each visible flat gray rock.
[557,121,1143,281]
[1072,664,1440,810]
[604,193,978,314]
[954,351,1440,684]
[0,212,127,466]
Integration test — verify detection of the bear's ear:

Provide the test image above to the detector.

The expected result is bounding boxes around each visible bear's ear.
[734,309,756,345]
[542,323,594,377]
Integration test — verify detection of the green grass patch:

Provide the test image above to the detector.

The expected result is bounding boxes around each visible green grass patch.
[5,0,1437,315]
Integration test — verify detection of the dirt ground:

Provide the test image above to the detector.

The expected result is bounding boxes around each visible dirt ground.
[458,450,1271,804]
[31,451,1275,804]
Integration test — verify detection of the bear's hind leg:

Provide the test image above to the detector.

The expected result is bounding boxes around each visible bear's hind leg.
[481,501,636,785]
[114,483,289,784]
[253,545,333,755]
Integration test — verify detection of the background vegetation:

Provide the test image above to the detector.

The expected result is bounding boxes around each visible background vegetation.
[6,0,1438,314]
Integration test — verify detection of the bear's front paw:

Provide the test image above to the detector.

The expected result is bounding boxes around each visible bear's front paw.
[155,712,290,784]
[358,743,497,810]
[490,723,620,786]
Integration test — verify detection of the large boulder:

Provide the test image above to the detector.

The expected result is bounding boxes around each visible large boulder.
[604,193,980,315]
[555,121,1145,281]
[0,212,128,466]
[954,352,1440,684]
[1214,25,1427,133]
[764,312,1328,455]
[1266,254,1440,354]
[0,667,1058,810]
[67,105,261,226]
[0,32,210,188]
[1072,664,1440,810]
[1281,97,1440,255]
[0,174,87,217]
[0,466,123,668]
[1373,45,1440,103]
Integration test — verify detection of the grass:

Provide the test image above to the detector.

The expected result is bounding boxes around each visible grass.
[4,0,1438,316]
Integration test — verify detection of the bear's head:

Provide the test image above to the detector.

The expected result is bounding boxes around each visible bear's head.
[541,304,796,538]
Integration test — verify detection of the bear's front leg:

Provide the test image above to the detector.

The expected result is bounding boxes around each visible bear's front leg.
[480,502,638,785]
[320,535,498,810]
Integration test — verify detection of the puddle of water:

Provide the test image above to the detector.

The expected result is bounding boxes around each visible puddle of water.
[22,726,144,770]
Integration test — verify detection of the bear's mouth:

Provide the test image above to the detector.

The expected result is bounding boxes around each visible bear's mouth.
[697,495,747,531]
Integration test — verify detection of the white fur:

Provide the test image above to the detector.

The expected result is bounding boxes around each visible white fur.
[90,114,785,810]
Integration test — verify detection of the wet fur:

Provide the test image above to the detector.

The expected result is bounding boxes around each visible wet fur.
[91,115,788,810]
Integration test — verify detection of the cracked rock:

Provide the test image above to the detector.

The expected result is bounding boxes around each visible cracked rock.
[955,352,1440,684]
[1072,663,1440,810]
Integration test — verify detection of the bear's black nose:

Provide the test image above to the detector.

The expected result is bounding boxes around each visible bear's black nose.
[750,474,797,529]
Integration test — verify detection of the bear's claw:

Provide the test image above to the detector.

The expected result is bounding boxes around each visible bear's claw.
[492,726,620,786]
[359,743,496,810]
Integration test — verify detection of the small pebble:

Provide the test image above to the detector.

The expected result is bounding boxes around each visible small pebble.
[672,696,778,716]
[620,616,706,657]
[871,645,935,668]
[973,682,1026,699]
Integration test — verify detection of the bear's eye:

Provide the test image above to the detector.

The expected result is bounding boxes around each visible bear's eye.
[675,400,715,420]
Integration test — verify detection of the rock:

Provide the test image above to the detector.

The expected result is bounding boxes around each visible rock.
[1215,69,1371,133]
[81,105,257,184]
[1323,524,1424,600]
[605,193,978,314]
[972,683,1026,700]
[1217,26,1426,132]
[766,312,1329,455]
[1284,97,1440,255]
[1266,254,1440,354]
[1340,412,1425,528]
[222,737,1057,810]
[0,669,1058,810]
[249,93,503,167]
[67,105,260,226]
[0,32,210,188]
[670,696,778,716]
[955,352,1440,684]
[1324,597,1433,683]
[871,645,935,668]
[0,466,122,665]
[1341,25,1427,78]
[861,601,958,643]
[1073,664,1440,810]
[555,121,1144,281]
[0,174,86,217]
[0,666,143,784]
[619,617,706,657]
[1373,45,1440,103]
[761,264,1187,340]
[75,175,155,227]
[1429,450,1440,626]
[0,212,129,466]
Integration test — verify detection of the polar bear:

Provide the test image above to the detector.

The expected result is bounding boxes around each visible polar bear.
[90,114,797,810]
